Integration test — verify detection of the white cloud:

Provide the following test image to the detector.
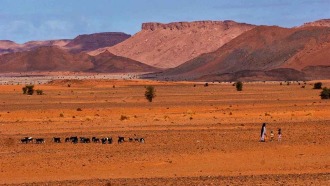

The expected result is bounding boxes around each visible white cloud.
[44,20,72,32]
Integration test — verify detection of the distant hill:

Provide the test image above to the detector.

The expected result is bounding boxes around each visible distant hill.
[0,39,71,55]
[0,32,130,55]
[65,32,131,53]
[90,20,255,68]
[90,51,159,73]
[152,25,330,81]
[0,46,92,72]
[0,40,18,54]
[0,46,158,73]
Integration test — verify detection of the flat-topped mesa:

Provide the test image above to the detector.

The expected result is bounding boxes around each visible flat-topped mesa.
[142,20,251,31]
[302,19,330,27]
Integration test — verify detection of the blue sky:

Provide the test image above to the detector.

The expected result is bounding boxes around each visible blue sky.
[1,0,329,43]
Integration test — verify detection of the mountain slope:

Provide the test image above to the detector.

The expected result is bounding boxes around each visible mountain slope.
[154,26,330,81]
[90,20,255,68]
[90,51,159,73]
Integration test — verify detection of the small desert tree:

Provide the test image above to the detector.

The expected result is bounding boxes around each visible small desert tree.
[26,85,34,95]
[320,87,330,99]
[145,86,156,102]
[236,81,243,91]
[313,82,322,89]
[22,87,27,94]
[22,85,34,95]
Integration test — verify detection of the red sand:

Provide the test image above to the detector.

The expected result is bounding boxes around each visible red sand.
[0,80,329,185]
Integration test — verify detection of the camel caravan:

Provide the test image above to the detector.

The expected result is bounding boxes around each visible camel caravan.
[20,136,145,144]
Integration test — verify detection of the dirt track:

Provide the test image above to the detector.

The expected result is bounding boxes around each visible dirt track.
[0,79,329,185]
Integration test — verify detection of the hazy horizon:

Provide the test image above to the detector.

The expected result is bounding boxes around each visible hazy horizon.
[1,0,329,43]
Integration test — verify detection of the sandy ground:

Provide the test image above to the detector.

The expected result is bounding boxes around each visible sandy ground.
[0,72,142,85]
[0,79,329,185]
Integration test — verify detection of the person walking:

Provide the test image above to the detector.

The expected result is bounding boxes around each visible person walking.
[260,123,266,142]
[270,131,274,141]
[278,128,282,142]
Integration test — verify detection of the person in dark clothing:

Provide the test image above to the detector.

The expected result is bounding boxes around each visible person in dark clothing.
[260,123,266,142]
[278,128,282,142]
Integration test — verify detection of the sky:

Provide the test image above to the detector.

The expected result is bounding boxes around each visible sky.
[1,0,329,43]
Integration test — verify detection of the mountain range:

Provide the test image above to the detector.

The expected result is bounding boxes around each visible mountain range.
[0,19,329,81]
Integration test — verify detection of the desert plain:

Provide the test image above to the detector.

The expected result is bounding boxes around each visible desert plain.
[0,78,329,185]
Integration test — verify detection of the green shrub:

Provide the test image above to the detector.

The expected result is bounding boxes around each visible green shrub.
[236,81,243,91]
[320,87,330,99]
[314,82,322,89]
[145,86,156,102]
